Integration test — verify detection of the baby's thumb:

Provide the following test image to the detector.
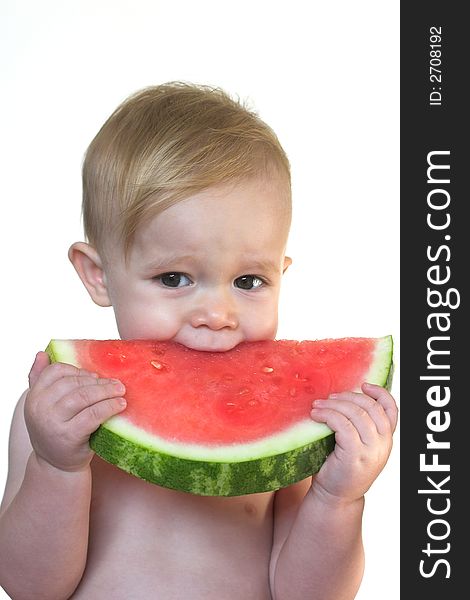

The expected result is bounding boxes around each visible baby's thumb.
[28,351,50,388]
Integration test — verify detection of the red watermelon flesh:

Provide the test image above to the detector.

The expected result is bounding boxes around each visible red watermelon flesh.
[82,338,376,444]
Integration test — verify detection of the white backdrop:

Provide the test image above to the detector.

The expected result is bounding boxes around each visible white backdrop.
[0,2,399,598]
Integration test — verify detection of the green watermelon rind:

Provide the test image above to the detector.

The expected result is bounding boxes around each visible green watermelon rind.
[89,426,336,496]
[369,335,394,392]
[46,335,393,496]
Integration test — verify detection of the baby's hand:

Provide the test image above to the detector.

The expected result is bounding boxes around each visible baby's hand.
[310,382,398,503]
[24,351,127,472]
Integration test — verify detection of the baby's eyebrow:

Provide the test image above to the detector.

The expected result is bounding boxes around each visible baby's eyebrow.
[142,254,196,273]
[240,258,280,275]
[141,255,281,277]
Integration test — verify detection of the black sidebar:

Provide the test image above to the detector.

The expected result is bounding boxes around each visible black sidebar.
[400,2,467,597]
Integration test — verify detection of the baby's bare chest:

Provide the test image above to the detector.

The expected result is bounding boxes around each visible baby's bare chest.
[70,458,274,599]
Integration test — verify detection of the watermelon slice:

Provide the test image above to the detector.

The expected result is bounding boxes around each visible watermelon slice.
[45,336,393,496]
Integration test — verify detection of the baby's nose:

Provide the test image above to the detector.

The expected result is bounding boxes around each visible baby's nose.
[190,288,238,330]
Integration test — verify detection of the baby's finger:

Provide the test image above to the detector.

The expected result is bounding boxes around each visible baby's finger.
[311,405,362,453]
[55,379,126,420]
[312,398,378,446]
[32,361,100,392]
[45,373,110,399]
[322,391,392,438]
[362,383,398,433]
[28,351,51,388]
[71,395,128,436]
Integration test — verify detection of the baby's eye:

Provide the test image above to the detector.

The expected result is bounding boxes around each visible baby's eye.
[234,275,264,290]
[156,272,192,288]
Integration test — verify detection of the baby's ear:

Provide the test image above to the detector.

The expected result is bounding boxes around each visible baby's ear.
[283,256,292,273]
[68,242,112,307]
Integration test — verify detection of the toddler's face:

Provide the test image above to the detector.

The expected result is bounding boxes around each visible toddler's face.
[102,177,291,351]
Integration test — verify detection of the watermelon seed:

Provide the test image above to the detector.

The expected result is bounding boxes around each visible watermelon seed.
[248,399,258,406]
[107,352,127,361]
[239,388,250,395]
[150,360,167,371]
[289,388,297,397]
[262,367,274,373]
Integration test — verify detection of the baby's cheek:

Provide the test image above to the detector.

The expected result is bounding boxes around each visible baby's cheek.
[243,307,278,341]
[115,304,182,341]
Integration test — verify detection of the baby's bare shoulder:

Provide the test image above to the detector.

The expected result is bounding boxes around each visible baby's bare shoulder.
[0,390,33,514]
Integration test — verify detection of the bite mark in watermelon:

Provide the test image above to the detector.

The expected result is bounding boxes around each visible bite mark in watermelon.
[45,336,393,496]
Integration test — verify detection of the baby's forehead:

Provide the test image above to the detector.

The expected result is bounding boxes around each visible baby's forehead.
[127,178,291,266]
[140,178,289,232]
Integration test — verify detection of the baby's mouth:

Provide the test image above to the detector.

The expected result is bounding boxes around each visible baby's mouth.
[174,330,242,353]
[179,340,240,353]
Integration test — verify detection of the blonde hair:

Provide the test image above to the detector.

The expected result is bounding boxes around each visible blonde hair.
[82,82,291,257]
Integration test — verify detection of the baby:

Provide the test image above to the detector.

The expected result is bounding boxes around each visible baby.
[0,83,398,600]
